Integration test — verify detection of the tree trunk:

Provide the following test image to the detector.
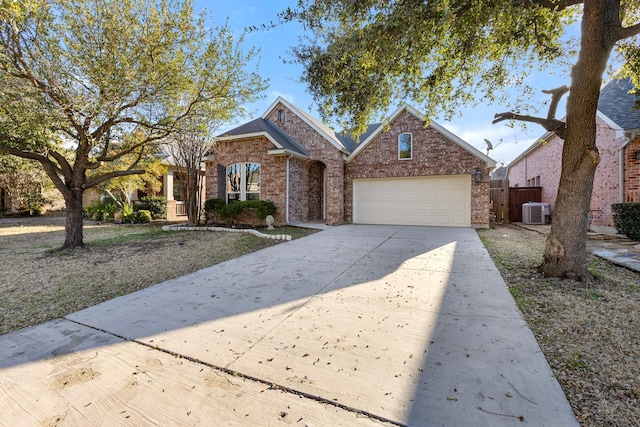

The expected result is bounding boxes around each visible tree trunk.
[185,168,202,227]
[539,0,618,281]
[62,188,85,249]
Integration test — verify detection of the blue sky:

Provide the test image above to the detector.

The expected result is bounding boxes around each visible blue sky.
[200,1,586,166]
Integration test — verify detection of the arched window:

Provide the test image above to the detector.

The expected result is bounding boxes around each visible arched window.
[398,133,412,160]
[226,163,261,203]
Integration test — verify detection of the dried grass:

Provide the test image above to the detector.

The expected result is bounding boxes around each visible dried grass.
[0,217,314,335]
[478,225,640,427]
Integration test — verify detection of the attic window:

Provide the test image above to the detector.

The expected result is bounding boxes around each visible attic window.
[398,133,412,160]
[277,109,285,123]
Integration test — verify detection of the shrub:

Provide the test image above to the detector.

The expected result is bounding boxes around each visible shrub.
[138,196,167,219]
[84,196,121,221]
[204,197,225,222]
[219,200,276,220]
[612,203,640,240]
[135,209,152,223]
[122,203,135,223]
[204,198,276,225]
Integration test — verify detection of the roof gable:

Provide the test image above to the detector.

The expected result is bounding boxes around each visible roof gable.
[345,104,496,168]
[262,97,351,154]
[216,118,309,158]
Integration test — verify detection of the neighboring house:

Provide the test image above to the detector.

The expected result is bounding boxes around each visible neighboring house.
[507,78,640,230]
[131,153,206,221]
[490,164,508,180]
[158,155,206,221]
[0,184,66,215]
[205,98,496,228]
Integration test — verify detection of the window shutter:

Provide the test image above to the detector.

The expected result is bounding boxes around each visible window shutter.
[217,164,226,200]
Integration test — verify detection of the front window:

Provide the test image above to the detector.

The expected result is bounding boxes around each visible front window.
[398,133,412,159]
[226,162,261,203]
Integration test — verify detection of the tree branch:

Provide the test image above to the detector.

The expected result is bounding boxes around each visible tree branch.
[48,150,73,181]
[542,85,569,121]
[618,22,640,40]
[84,169,146,189]
[493,112,567,138]
[0,144,71,198]
[512,0,583,11]
[493,85,569,138]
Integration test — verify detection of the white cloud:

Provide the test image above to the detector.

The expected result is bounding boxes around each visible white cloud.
[441,120,545,165]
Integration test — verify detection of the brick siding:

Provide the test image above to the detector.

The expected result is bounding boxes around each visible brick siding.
[266,104,345,224]
[206,103,492,227]
[344,111,491,227]
[205,137,287,225]
[508,115,624,227]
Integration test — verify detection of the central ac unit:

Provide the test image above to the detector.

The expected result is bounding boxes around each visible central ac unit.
[522,202,550,224]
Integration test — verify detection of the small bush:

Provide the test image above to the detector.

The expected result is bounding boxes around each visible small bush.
[84,196,123,221]
[204,198,225,214]
[135,209,152,223]
[138,196,167,219]
[612,203,640,240]
[204,198,276,225]
[220,200,276,220]
[122,204,135,222]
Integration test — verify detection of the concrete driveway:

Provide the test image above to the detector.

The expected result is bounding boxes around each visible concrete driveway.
[0,225,577,426]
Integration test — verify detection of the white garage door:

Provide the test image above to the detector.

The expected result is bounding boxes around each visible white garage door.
[353,175,471,227]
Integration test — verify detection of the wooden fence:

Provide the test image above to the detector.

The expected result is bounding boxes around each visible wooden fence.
[508,187,542,223]
[490,179,509,223]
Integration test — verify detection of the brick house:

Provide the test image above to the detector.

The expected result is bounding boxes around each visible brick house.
[507,78,640,230]
[205,97,496,228]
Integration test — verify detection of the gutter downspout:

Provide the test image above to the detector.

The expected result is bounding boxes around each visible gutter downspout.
[286,154,291,224]
[524,156,527,185]
[620,137,629,203]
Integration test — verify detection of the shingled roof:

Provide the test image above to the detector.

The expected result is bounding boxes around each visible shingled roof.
[598,77,640,130]
[335,123,381,151]
[218,118,309,157]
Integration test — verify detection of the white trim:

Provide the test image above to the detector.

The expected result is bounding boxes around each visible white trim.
[217,131,283,149]
[398,132,413,160]
[345,104,496,168]
[267,148,309,159]
[217,130,309,160]
[620,136,629,203]
[262,97,351,154]
[597,110,625,139]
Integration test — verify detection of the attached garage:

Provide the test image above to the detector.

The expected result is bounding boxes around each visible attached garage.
[353,175,471,227]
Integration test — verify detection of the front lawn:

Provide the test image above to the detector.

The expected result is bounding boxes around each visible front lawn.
[478,225,640,427]
[0,218,315,335]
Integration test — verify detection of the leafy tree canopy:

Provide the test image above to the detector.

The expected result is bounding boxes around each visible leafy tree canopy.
[286,0,640,281]
[0,0,266,247]
[287,0,639,135]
